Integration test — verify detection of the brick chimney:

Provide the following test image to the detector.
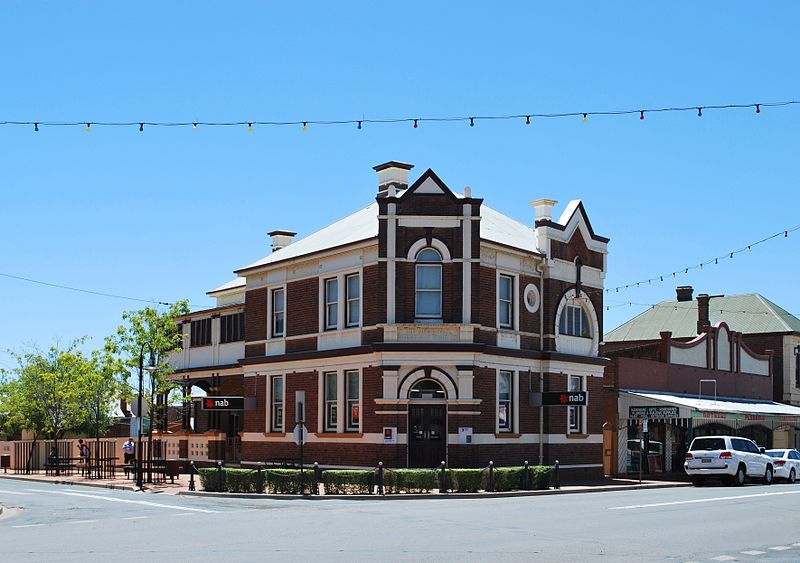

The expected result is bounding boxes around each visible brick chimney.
[374,161,414,197]
[676,285,693,302]
[268,230,296,253]
[697,293,710,334]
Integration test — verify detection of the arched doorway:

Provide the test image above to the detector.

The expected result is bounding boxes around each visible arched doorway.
[408,379,447,468]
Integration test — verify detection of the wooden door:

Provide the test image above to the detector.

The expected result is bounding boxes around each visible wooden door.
[408,404,446,468]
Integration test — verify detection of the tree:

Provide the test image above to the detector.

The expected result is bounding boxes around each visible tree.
[113,301,189,480]
[1,341,92,472]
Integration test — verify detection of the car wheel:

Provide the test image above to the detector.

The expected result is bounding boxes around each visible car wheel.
[732,464,746,486]
[691,477,705,487]
[789,468,796,484]
[763,466,773,486]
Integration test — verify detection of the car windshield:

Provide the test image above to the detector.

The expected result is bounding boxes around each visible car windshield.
[765,451,786,458]
[690,438,726,451]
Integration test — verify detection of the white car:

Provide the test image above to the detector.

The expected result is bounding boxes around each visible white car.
[684,435,774,487]
[765,449,800,483]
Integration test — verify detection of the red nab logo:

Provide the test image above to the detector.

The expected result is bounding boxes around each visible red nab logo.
[559,394,568,404]
[205,399,213,408]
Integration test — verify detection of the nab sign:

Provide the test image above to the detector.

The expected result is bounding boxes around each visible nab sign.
[541,391,588,407]
[201,396,245,411]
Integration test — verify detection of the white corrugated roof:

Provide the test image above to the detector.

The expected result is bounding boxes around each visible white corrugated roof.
[235,196,541,273]
[207,277,246,295]
[622,390,800,417]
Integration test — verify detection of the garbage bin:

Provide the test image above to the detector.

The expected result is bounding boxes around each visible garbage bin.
[164,459,182,483]
[1,454,10,473]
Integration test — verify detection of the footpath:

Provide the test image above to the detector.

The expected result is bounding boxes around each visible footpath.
[0,471,690,499]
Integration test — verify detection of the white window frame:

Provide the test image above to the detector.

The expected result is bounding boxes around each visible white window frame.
[270,375,285,432]
[568,375,585,434]
[497,370,514,433]
[497,273,515,329]
[270,286,286,338]
[317,368,362,434]
[345,369,360,432]
[415,248,442,319]
[324,278,338,331]
[559,303,591,338]
[323,371,338,432]
[345,273,360,328]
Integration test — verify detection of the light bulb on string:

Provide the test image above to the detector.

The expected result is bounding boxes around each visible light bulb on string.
[139,123,144,132]
[640,111,645,120]
[684,268,688,274]
[756,104,761,114]
[357,121,362,130]
[582,113,587,123]
[730,252,733,259]
[785,231,788,237]
[660,276,663,282]
[525,115,530,125]
[700,263,703,270]
[747,246,752,253]
[34,123,39,132]
[247,123,253,132]
[413,119,418,129]
[192,123,197,131]
[86,123,91,133]
[697,108,702,117]
[302,122,308,132]
[469,117,474,127]
[715,258,718,264]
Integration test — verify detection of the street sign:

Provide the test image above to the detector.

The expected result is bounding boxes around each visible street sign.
[131,396,149,418]
[295,391,305,424]
[629,406,679,419]
[540,391,588,406]
[293,424,308,446]
[201,396,245,411]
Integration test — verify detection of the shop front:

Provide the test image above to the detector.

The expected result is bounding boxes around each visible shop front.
[613,391,800,476]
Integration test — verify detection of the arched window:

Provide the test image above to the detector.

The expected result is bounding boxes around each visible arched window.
[409,379,446,399]
[415,248,442,319]
[559,301,591,338]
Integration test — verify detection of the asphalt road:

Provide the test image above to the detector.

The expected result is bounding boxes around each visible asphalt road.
[1,478,799,562]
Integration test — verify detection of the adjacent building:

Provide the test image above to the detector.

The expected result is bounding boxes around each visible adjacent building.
[602,286,800,475]
[168,162,609,478]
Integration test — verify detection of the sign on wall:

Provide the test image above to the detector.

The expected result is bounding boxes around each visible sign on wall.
[201,396,245,411]
[629,406,680,419]
[383,427,397,444]
[540,391,588,406]
[458,427,473,445]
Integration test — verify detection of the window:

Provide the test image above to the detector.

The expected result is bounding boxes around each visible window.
[498,370,512,432]
[559,304,591,338]
[415,248,442,318]
[568,376,584,434]
[272,288,285,337]
[409,379,446,399]
[324,372,338,432]
[346,274,360,327]
[220,312,245,343]
[498,275,514,328]
[190,318,211,347]
[346,370,360,431]
[271,376,284,432]
[324,278,338,330]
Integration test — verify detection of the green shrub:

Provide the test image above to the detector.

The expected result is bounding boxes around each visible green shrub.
[487,465,552,491]
[322,470,375,495]
[446,468,484,493]
[384,469,436,493]
[198,467,226,492]
[263,468,304,494]
[225,468,258,493]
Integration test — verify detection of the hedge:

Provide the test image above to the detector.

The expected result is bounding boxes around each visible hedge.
[198,465,553,494]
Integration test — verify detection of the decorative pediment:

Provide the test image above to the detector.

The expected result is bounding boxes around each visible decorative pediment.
[402,169,460,201]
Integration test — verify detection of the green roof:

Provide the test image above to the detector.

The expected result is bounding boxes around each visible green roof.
[604,293,800,342]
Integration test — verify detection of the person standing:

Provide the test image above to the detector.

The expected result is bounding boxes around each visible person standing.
[77,439,90,476]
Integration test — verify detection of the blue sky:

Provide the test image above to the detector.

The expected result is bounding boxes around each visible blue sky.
[1,2,798,366]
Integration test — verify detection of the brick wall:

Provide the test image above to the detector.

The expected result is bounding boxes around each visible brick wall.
[245,287,267,341]
[362,264,385,325]
[286,278,319,336]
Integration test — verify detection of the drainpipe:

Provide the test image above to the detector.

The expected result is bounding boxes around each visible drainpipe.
[538,260,546,466]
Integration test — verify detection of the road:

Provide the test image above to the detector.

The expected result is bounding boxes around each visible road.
[1,478,799,562]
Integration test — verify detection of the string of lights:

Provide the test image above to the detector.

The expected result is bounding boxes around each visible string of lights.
[2,100,797,133]
[604,224,800,295]
[604,300,800,317]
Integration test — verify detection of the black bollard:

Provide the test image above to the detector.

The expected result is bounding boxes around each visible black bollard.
[488,461,495,493]
[256,462,264,494]
[377,462,385,496]
[554,460,560,490]
[523,460,530,490]
[216,461,224,492]
[188,461,196,492]
[440,461,447,494]
[313,462,321,495]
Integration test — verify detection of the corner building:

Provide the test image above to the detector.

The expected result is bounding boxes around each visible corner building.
[170,162,609,479]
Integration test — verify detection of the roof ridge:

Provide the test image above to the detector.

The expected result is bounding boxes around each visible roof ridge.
[754,293,797,332]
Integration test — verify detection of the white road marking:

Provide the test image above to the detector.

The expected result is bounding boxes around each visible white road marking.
[608,489,800,510]
[0,489,31,495]
[12,524,44,529]
[59,491,218,513]
[121,516,148,520]
[741,550,766,555]
[68,520,97,525]
[793,543,800,547]
[768,546,792,551]
[171,513,194,517]
[710,556,737,561]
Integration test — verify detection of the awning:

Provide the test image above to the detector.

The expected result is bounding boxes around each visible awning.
[619,390,800,426]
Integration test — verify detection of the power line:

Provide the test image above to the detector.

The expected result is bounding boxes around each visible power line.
[2,100,797,132]
[604,300,800,318]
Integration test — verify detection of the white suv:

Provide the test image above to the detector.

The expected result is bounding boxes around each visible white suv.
[684,436,774,487]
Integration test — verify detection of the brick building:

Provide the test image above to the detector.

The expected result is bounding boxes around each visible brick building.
[602,286,800,476]
[168,162,609,477]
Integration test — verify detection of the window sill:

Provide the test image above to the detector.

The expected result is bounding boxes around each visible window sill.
[264,432,286,437]
[566,433,589,439]
[495,433,521,439]
[314,433,364,439]
[190,343,213,348]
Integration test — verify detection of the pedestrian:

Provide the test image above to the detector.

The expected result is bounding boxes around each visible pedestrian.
[77,439,90,474]
[122,438,135,465]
